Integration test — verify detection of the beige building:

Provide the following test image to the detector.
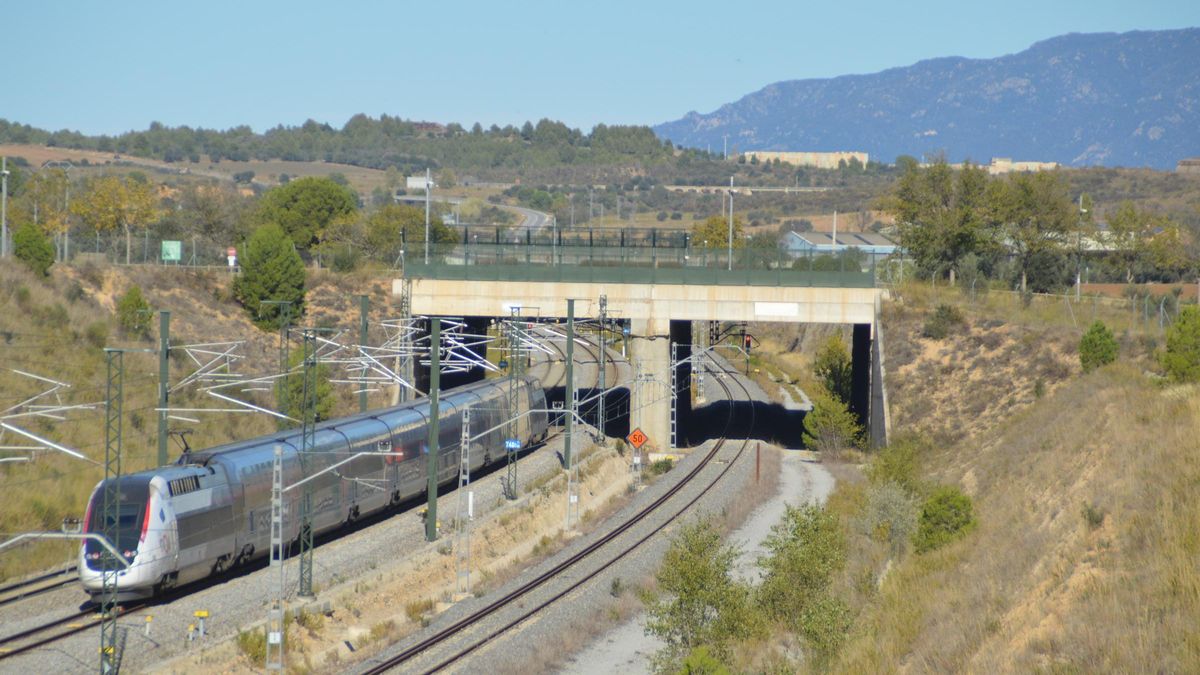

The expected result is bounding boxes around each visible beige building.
[1176,158,1200,174]
[742,150,869,170]
[985,157,1060,174]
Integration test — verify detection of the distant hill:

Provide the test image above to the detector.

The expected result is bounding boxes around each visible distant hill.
[654,29,1200,169]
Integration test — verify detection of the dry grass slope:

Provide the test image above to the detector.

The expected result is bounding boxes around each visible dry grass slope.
[830,287,1199,672]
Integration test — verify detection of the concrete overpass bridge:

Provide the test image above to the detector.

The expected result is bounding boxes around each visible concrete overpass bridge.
[394,243,885,451]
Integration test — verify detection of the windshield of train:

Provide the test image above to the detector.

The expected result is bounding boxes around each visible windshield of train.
[83,479,150,565]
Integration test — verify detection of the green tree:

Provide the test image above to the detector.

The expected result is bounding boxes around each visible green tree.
[362,204,457,262]
[254,176,357,251]
[887,159,991,279]
[233,223,306,330]
[913,485,975,553]
[1079,320,1118,373]
[986,171,1074,292]
[646,518,759,670]
[12,221,54,276]
[1162,306,1200,382]
[813,335,852,404]
[691,215,745,250]
[275,350,335,429]
[116,285,152,339]
[802,389,861,454]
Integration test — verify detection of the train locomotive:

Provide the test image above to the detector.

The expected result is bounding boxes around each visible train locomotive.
[79,376,548,600]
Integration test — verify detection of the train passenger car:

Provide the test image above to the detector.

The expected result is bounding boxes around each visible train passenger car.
[80,376,548,600]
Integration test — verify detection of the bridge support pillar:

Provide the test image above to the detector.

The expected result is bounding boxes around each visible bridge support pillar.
[629,318,672,452]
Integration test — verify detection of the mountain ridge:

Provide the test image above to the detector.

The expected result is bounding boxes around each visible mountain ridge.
[654,29,1200,169]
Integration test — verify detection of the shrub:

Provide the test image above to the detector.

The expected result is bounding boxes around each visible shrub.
[13,222,54,276]
[115,285,152,339]
[330,245,360,273]
[404,599,434,623]
[922,303,964,339]
[236,628,267,666]
[676,646,730,675]
[646,518,759,671]
[802,390,861,455]
[864,434,924,493]
[1081,501,1105,530]
[813,335,853,404]
[233,223,306,331]
[913,485,975,553]
[798,593,853,664]
[855,480,919,556]
[1162,306,1200,382]
[757,504,845,621]
[84,321,108,348]
[648,458,674,476]
[1079,320,1118,373]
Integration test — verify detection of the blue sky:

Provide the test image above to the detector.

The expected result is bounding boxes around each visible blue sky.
[4,0,1198,135]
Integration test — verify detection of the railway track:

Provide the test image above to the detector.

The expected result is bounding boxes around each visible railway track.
[359,348,756,674]
[0,566,77,609]
[0,604,141,660]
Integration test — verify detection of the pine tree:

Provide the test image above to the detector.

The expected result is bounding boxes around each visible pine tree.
[233,223,306,331]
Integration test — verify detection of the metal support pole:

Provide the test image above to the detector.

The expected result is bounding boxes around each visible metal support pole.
[727,176,734,271]
[504,308,521,500]
[396,280,413,405]
[670,342,678,449]
[1,156,8,259]
[425,318,441,542]
[424,168,432,265]
[100,349,126,674]
[266,445,286,671]
[358,295,369,413]
[564,299,575,469]
[454,407,472,595]
[157,311,170,466]
[598,295,607,440]
[297,331,318,598]
[564,300,578,529]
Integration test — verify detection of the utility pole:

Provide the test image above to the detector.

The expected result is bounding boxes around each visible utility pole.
[2,156,9,258]
[570,193,575,228]
[157,311,170,466]
[727,176,734,271]
[723,134,729,160]
[358,295,369,413]
[100,349,125,673]
[425,318,441,542]
[297,330,319,598]
[597,295,607,441]
[504,308,522,500]
[266,445,286,672]
[563,299,578,530]
[454,407,472,595]
[424,168,432,264]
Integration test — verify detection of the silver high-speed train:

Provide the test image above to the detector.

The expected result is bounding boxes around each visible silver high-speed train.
[80,376,548,600]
